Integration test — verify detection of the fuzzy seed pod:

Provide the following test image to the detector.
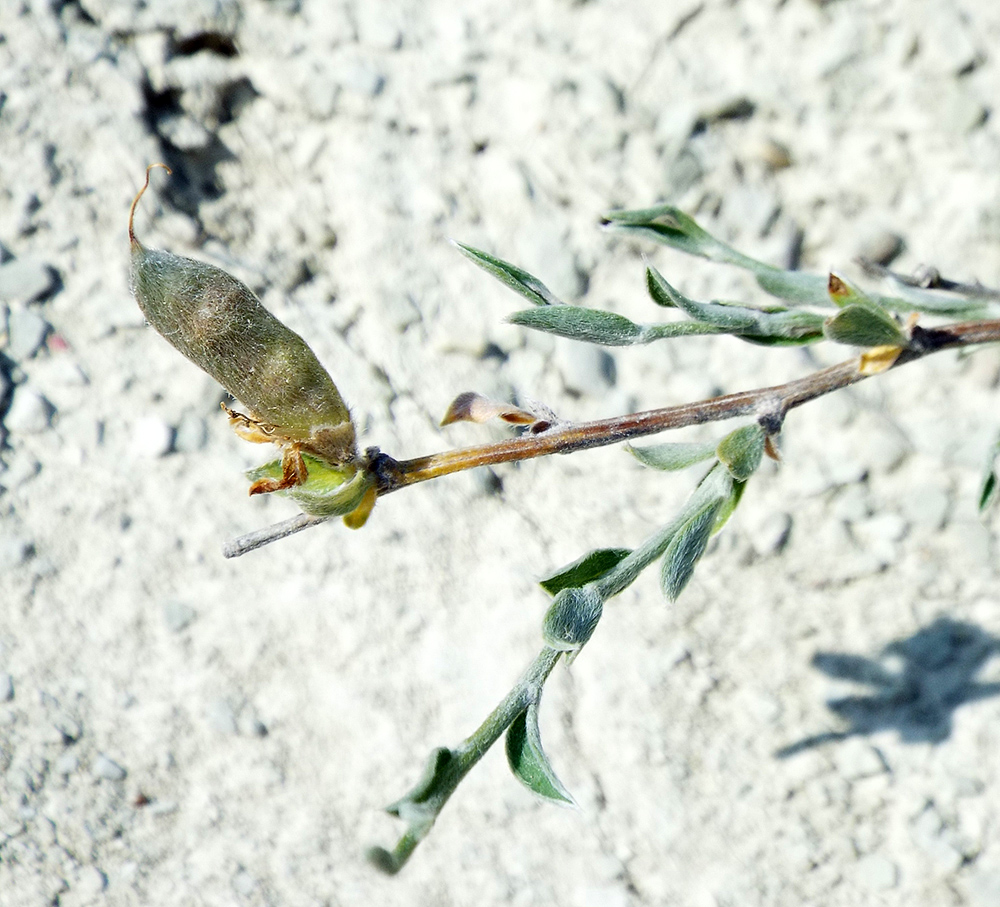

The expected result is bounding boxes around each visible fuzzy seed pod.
[128,165,356,474]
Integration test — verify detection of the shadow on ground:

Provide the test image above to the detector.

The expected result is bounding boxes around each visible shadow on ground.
[776,617,1000,758]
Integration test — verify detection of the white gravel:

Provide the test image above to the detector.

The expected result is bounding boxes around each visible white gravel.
[2,1,1000,905]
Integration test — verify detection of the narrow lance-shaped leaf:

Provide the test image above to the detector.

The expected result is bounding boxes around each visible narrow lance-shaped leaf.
[753,269,832,306]
[716,424,765,481]
[979,433,1000,512]
[603,205,758,268]
[628,440,718,472]
[509,306,643,345]
[661,496,725,601]
[453,241,563,306]
[505,700,576,806]
[539,548,631,596]
[607,206,832,305]
[646,266,825,343]
[712,478,747,534]
[646,265,676,307]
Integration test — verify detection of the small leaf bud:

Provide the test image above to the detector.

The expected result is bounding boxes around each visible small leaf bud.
[542,586,604,653]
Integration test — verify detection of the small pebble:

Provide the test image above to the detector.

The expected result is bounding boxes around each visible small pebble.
[163,600,196,633]
[470,466,503,497]
[131,415,174,458]
[233,869,257,898]
[0,532,34,570]
[238,708,268,738]
[206,698,238,735]
[0,258,56,303]
[855,854,898,890]
[749,511,792,557]
[5,308,50,360]
[901,485,950,531]
[0,455,41,490]
[0,673,12,702]
[757,137,792,170]
[857,230,904,267]
[149,800,178,817]
[342,61,386,98]
[72,867,107,900]
[557,340,616,397]
[93,753,127,781]
[173,411,208,453]
[53,713,82,743]
[55,753,79,775]
[3,386,54,434]
[965,868,1000,907]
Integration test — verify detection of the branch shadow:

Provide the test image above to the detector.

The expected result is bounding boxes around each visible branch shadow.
[776,617,1000,758]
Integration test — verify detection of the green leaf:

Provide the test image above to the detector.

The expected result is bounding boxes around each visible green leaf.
[628,440,718,471]
[827,273,867,308]
[645,267,759,330]
[505,701,575,806]
[645,266,824,343]
[454,242,563,306]
[823,304,907,348]
[716,425,765,481]
[979,472,997,512]
[660,497,724,601]
[608,207,834,306]
[646,265,676,307]
[509,306,643,345]
[603,205,756,268]
[539,548,631,595]
[754,269,832,305]
[640,322,732,340]
[385,747,455,816]
[979,434,1000,512]
[541,586,604,653]
[713,478,747,533]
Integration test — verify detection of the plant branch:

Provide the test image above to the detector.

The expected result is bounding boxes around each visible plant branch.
[857,258,1000,301]
[368,645,562,874]
[376,319,1000,490]
[224,318,1000,558]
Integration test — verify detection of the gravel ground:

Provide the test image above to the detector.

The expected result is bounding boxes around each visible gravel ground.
[2,1,1000,905]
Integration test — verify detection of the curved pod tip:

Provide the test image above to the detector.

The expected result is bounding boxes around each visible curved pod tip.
[128,163,172,246]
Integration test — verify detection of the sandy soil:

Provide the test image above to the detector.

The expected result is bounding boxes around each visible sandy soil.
[2,1,1000,904]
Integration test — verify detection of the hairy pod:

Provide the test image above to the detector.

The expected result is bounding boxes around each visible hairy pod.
[128,164,356,468]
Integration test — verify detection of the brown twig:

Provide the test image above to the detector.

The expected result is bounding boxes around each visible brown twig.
[223,318,1000,557]
[856,258,1000,301]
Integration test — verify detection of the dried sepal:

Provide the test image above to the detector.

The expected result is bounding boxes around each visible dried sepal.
[828,272,863,306]
[245,454,373,518]
[858,344,905,375]
[440,391,537,427]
